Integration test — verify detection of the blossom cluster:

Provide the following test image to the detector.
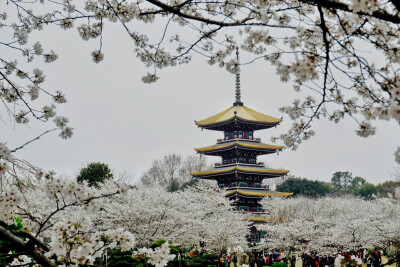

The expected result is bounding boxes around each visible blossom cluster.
[10,255,33,266]
[136,241,176,267]
[351,0,379,14]
[0,185,23,224]
[46,219,135,265]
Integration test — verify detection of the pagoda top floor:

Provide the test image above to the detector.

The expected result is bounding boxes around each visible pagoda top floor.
[195,104,282,131]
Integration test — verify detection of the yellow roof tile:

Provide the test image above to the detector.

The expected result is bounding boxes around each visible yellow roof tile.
[190,165,289,176]
[196,105,282,127]
[226,189,293,197]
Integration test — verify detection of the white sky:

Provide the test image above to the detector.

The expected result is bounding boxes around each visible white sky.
[2,18,400,185]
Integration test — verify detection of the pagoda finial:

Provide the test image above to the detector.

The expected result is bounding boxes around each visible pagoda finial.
[234,47,243,106]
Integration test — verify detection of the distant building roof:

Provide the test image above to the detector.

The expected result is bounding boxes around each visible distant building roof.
[195,105,282,130]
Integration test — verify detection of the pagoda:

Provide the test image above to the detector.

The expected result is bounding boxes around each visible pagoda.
[190,49,291,223]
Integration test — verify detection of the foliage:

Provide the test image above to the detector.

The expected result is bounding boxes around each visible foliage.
[330,172,378,198]
[149,239,180,255]
[331,171,353,191]
[106,240,181,267]
[340,258,362,267]
[0,217,27,266]
[185,253,219,267]
[271,262,288,267]
[180,179,199,190]
[276,177,332,197]
[277,173,400,199]
[358,182,378,200]
[107,248,144,267]
[77,162,113,187]
[376,180,400,197]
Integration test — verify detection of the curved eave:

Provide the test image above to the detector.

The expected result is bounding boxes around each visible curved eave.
[244,216,283,222]
[195,141,284,155]
[195,105,282,130]
[196,118,281,131]
[190,166,290,178]
[245,217,268,222]
[226,189,293,197]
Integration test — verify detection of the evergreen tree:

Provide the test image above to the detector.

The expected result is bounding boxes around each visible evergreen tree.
[77,162,113,188]
[276,177,332,197]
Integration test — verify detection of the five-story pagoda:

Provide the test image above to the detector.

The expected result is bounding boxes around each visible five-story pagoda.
[190,50,291,220]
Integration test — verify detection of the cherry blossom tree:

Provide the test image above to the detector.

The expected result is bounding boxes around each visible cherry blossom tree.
[0,160,135,266]
[100,181,250,251]
[2,0,400,263]
[1,0,400,162]
[0,155,184,266]
[259,193,400,255]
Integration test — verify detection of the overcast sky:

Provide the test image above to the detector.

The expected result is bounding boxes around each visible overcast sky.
[3,18,400,185]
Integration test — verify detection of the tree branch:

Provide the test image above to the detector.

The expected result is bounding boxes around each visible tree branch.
[0,225,55,267]
[299,0,400,24]
[11,128,58,153]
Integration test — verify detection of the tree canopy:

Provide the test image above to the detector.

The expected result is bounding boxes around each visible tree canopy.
[140,154,207,192]
[277,172,400,199]
[77,162,113,187]
[276,176,332,197]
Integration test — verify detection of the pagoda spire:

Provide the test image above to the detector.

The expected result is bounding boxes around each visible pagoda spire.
[234,47,243,106]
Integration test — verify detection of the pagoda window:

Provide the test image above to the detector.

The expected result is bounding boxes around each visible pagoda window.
[254,183,261,188]
[239,182,247,187]
[233,158,238,163]
[248,131,253,139]
[239,157,244,163]
[239,206,248,211]
[223,159,227,164]
[233,131,238,138]
[250,158,256,164]
[231,182,237,187]
[218,184,224,188]
[257,207,263,212]
[238,131,243,138]
[224,132,229,140]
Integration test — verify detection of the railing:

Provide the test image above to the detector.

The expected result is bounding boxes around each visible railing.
[216,137,261,143]
[235,210,267,215]
[215,162,265,167]
[225,185,270,189]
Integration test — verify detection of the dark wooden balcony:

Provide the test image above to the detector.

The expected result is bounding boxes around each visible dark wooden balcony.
[217,137,261,144]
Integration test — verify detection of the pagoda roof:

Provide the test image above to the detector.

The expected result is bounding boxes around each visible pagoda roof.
[244,215,284,222]
[226,188,293,197]
[195,140,284,155]
[190,164,289,178]
[195,105,282,130]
